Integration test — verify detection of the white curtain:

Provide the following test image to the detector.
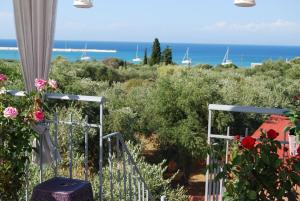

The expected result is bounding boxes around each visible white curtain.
[13,0,57,91]
[13,0,60,165]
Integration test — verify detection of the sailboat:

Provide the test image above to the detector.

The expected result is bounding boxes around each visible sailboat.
[132,45,142,62]
[222,48,232,65]
[73,0,93,8]
[80,43,91,61]
[182,48,192,65]
[64,41,71,52]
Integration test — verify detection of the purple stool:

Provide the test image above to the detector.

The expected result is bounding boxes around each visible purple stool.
[31,177,93,201]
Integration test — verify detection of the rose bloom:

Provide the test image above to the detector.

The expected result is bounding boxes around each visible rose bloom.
[35,79,47,91]
[297,146,300,155]
[34,110,45,122]
[0,74,7,81]
[48,79,58,90]
[267,129,279,139]
[234,134,241,141]
[241,136,256,150]
[3,107,18,119]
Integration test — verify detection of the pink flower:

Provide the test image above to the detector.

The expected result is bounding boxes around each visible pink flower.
[3,107,18,119]
[34,110,45,122]
[0,74,7,81]
[48,79,58,90]
[35,79,47,91]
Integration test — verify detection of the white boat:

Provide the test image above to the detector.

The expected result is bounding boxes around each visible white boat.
[251,63,262,68]
[182,48,192,65]
[234,0,256,7]
[132,45,142,62]
[222,48,233,65]
[64,41,71,52]
[73,0,93,8]
[80,43,91,61]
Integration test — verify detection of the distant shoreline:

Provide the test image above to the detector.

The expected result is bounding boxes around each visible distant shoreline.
[1,39,300,67]
[1,38,300,48]
[0,47,117,53]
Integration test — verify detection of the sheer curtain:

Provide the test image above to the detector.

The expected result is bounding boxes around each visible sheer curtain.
[13,0,59,165]
[13,0,57,91]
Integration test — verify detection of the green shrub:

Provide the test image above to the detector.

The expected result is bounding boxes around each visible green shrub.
[102,58,125,69]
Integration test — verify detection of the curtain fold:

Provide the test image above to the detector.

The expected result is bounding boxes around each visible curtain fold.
[13,0,59,165]
[13,0,57,91]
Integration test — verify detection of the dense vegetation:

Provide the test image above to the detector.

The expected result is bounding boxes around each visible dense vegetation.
[1,57,300,198]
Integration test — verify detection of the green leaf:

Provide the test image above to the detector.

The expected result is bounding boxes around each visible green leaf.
[247,190,257,200]
[291,172,300,185]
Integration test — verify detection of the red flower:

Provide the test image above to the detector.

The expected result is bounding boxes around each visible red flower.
[293,95,300,101]
[241,136,256,150]
[234,134,241,141]
[297,146,300,155]
[267,129,279,139]
[284,147,289,152]
[34,110,45,122]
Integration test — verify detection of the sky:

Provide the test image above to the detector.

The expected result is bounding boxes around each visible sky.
[1,0,300,45]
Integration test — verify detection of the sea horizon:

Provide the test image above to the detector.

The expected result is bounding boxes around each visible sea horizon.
[1,39,300,67]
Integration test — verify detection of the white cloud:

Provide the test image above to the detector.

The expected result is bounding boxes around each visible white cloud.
[200,19,300,33]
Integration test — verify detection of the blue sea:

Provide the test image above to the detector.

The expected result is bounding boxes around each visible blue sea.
[1,39,300,67]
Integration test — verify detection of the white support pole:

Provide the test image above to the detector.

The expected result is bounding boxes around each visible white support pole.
[160,195,167,201]
[99,103,104,201]
[205,109,212,201]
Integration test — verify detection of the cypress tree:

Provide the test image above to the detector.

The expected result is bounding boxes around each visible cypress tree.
[143,48,148,65]
[162,46,173,65]
[150,38,161,65]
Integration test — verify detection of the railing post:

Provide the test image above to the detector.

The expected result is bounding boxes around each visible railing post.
[84,115,89,181]
[138,180,141,201]
[142,183,145,201]
[132,166,137,201]
[205,109,212,201]
[25,151,29,201]
[245,127,249,136]
[128,159,133,201]
[108,137,114,201]
[116,134,122,200]
[68,113,73,179]
[99,102,104,201]
[121,138,127,200]
[54,112,59,177]
[145,190,148,201]
[39,131,43,183]
[161,195,167,201]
